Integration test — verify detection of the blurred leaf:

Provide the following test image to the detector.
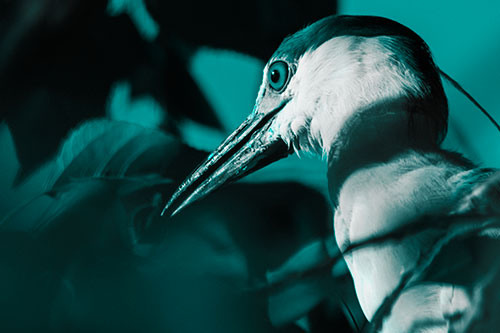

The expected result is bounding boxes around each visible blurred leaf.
[263,238,363,332]
[107,0,159,41]
[2,177,154,243]
[163,45,224,130]
[106,80,166,128]
[46,119,205,191]
[0,123,20,208]
[0,123,55,220]
[268,275,338,328]
[266,240,337,286]
[266,239,340,326]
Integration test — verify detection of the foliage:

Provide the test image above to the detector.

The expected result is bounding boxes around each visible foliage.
[0,120,342,331]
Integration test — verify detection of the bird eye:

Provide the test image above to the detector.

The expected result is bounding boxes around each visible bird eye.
[268,61,290,92]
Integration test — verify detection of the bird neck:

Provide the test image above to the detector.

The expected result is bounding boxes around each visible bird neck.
[326,108,439,207]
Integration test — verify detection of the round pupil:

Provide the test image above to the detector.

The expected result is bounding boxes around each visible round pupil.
[270,69,280,83]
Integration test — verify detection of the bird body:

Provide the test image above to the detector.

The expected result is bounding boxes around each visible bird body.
[333,149,481,325]
[165,15,500,332]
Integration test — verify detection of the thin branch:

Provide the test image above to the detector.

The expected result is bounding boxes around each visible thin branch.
[366,217,500,333]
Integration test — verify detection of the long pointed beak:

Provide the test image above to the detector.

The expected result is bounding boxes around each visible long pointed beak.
[163,101,292,216]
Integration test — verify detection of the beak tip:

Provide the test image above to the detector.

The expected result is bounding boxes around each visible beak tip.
[170,207,182,217]
[160,206,168,217]
[160,105,291,221]
[161,196,189,218]
[161,198,176,218]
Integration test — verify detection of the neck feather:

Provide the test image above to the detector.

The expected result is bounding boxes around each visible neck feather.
[325,102,440,206]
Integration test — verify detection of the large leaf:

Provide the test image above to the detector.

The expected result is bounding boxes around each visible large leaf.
[46,119,205,191]
[1,177,169,246]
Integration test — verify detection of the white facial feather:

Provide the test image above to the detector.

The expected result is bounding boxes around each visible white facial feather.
[270,36,426,157]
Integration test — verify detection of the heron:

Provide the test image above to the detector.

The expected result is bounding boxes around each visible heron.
[164,15,500,332]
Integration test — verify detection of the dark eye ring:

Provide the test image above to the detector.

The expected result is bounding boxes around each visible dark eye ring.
[268,61,290,92]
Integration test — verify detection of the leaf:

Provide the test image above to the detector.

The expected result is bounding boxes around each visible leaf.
[106,80,165,129]
[264,239,353,327]
[0,123,20,205]
[1,176,173,256]
[46,119,202,191]
[266,239,340,287]
[107,0,159,41]
[0,123,54,220]
[163,46,224,130]
[268,274,337,327]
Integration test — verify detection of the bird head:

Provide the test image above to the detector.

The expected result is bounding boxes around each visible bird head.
[164,15,448,216]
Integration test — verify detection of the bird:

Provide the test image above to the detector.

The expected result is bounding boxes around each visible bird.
[164,15,500,332]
